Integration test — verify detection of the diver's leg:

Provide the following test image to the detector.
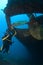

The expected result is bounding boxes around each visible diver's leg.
[0,44,5,52]
[0,45,3,52]
[0,36,8,52]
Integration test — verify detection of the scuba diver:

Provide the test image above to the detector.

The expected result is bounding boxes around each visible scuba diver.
[0,28,17,53]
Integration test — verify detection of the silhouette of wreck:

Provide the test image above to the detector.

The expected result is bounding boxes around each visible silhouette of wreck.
[4,0,43,30]
[2,0,43,64]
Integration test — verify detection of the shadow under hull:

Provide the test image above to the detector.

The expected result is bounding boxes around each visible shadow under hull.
[14,28,43,64]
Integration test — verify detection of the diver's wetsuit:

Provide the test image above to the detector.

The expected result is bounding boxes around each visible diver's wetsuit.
[2,34,12,53]
[1,29,15,53]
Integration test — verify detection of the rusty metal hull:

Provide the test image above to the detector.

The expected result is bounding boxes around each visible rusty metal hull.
[4,0,43,16]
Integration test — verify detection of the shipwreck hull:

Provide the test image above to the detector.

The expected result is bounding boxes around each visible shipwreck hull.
[4,0,43,16]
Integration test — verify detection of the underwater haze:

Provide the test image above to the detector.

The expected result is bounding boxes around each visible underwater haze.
[0,0,43,65]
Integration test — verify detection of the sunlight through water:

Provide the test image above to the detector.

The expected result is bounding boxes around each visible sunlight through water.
[0,0,8,10]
